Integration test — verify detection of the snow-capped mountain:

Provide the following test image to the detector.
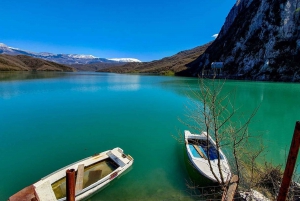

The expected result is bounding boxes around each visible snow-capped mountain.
[0,43,18,54]
[0,43,141,65]
[108,58,141,62]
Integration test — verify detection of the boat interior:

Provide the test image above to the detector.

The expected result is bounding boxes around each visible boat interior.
[187,139,223,160]
[51,158,119,199]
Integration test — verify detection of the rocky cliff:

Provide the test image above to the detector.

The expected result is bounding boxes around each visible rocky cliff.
[188,0,300,81]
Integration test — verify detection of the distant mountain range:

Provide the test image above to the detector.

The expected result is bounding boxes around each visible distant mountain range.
[3,0,299,82]
[0,54,75,72]
[0,41,211,73]
[98,42,212,75]
[0,43,141,65]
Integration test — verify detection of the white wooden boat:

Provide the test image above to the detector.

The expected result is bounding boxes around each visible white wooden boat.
[9,147,133,201]
[185,130,231,183]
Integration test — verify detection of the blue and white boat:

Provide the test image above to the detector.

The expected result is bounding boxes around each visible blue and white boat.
[185,130,231,183]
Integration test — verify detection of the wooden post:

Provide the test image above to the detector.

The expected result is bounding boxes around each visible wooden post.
[277,121,300,201]
[66,169,75,201]
[221,175,238,201]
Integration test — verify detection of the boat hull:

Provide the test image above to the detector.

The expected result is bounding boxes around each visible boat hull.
[184,130,231,183]
[184,149,217,187]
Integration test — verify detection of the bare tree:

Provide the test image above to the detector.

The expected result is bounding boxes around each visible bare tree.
[181,78,265,195]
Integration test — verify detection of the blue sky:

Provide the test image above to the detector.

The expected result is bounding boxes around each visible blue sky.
[0,0,235,61]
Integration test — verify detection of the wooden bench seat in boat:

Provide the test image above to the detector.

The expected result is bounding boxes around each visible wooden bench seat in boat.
[193,144,208,160]
[34,180,57,201]
[75,164,85,193]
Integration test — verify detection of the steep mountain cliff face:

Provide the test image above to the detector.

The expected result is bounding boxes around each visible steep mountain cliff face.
[189,0,300,81]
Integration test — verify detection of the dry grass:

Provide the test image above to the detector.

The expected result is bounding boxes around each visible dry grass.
[0,54,75,72]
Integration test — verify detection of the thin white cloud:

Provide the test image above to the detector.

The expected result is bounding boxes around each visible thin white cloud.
[212,34,218,39]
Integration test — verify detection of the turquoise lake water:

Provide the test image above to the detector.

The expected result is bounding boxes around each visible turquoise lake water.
[0,72,299,200]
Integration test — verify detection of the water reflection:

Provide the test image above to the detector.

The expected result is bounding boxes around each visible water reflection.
[107,84,140,91]
[0,71,68,82]
[0,72,72,98]
[69,73,141,92]
[72,86,103,92]
[0,72,142,96]
[0,82,21,99]
[106,74,141,91]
